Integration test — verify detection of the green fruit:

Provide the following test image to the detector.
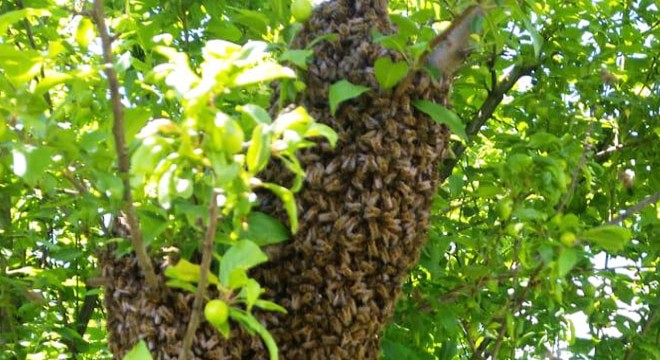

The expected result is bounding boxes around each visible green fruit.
[78,92,93,108]
[205,299,229,327]
[496,198,513,220]
[291,0,313,22]
[223,118,244,155]
[560,231,577,247]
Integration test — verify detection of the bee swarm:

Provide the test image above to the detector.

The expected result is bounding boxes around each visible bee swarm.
[102,0,454,358]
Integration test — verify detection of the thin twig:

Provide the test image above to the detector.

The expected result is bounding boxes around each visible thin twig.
[91,0,158,288]
[595,136,655,158]
[608,190,660,225]
[556,122,594,213]
[486,265,542,359]
[179,190,220,360]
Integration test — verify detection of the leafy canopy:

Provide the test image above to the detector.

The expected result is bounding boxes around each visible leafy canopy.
[0,0,658,359]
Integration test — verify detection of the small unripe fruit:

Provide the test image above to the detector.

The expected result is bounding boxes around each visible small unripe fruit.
[496,198,513,220]
[560,231,577,247]
[291,0,313,22]
[205,299,229,327]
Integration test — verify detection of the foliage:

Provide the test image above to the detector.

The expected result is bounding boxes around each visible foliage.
[1,0,658,359]
[383,0,660,359]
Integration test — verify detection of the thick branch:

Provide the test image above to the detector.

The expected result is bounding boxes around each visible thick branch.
[91,0,158,288]
[64,286,99,357]
[608,190,660,225]
[180,191,220,359]
[439,62,538,181]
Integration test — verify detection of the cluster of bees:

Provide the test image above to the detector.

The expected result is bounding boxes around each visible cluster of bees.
[102,0,456,358]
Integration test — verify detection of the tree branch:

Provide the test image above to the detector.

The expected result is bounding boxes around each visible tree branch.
[91,0,158,288]
[608,190,660,225]
[439,62,538,181]
[63,286,99,357]
[180,191,220,360]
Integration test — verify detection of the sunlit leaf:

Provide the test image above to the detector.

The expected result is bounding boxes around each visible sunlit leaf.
[328,80,370,116]
[579,225,632,253]
[232,63,296,86]
[240,211,290,246]
[374,57,409,89]
[413,100,468,142]
[260,183,298,233]
[219,240,268,286]
[164,259,220,285]
[123,340,153,360]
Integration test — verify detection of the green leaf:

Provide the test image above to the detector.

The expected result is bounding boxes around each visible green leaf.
[374,57,409,89]
[157,164,175,209]
[513,207,547,221]
[279,49,314,70]
[122,340,153,360]
[272,106,312,135]
[511,1,543,59]
[246,124,272,173]
[557,248,578,277]
[413,100,468,142]
[579,225,632,253]
[305,123,338,147]
[237,104,272,125]
[328,80,370,116]
[229,309,279,360]
[75,18,95,49]
[306,33,340,49]
[389,14,418,38]
[371,30,407,52]
[12,146,52,187]
[0,8,51,35]
[232,63,296,87]
[244,278,262,310]
[164,259,220,285]
[260,183,298,233]
[219,240,268,286]
[165,279,198,293]
[240,211,290,246]
[215,319,231,338]
[227,268,249,290]
[254,299,287,313]
[0,44,42,82]
[207,19,243,42]
[124,108,152,143]
[34,71,73,96]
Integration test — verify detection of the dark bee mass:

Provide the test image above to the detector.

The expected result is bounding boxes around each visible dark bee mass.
[102,0,453,358]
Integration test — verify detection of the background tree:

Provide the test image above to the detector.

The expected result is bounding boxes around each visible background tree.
[0,0,658,359]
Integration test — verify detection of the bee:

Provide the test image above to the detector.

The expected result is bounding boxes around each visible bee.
[323,176,343,192]
[339,305,353,326]
[364,206,380,219]
[318,212,338,223]
[330,316,343,334]
[344,216,359,237]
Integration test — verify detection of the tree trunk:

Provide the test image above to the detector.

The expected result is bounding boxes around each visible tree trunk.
[103,0,454,358]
